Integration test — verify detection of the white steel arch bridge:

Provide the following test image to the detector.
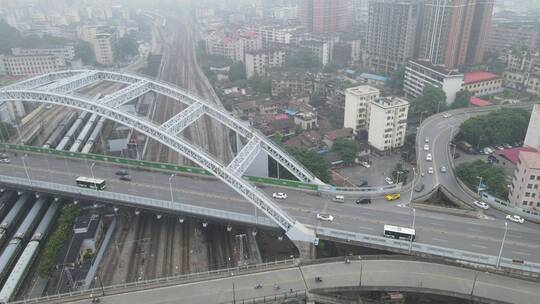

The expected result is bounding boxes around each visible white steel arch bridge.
[0,69,322,241]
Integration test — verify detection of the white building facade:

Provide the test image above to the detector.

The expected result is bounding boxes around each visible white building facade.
[343,85,380,134]
[367,97,409,151]
[524,104,540,149]
[404,59,464,105]
[244,49,286,78]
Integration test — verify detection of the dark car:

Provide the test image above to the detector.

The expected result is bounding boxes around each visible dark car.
[355,198,371,205]
[414,184,425,192]
[356,181,369,187]
[116,169,129,176]
[119,175,132,181]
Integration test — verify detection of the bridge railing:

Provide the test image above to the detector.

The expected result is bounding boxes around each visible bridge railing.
[9,258,297,304]
[314,226,540,277]
[0,175,279,228]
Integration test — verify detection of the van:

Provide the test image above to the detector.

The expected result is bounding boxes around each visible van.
[332,195,345,203]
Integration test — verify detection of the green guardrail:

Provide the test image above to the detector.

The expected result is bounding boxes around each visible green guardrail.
[0,143,318,191]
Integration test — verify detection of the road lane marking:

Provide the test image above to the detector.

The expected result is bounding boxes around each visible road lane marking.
[431,238,448,243]
[511,251,531,256]
[470,244,488,249]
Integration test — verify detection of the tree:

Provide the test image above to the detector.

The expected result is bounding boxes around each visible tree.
[391,163,408,184]
[287,49,322,70]
[456,160,508,198]
[413,84,447,115]
[332,138,358,163]
[229,62,246,82]
[115,34,139,61]
[388,67,405,95]
[309,93,324,108]
[457,108,530,149]
[323,62,338,73]
[451,90,472,109]
[285,146,331,183]
[75,40,95,65]
[0,122,14,141]
[0,21,20,54]
[248,75,272,95]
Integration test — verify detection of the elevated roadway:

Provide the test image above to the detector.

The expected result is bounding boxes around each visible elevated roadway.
[2,153,540,266]
[16,257,540,304]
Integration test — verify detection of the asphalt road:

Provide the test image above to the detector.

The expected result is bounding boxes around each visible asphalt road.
[63,259,540,304]
[2,153,540,263]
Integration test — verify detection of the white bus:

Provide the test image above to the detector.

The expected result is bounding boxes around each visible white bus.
[76,177,106,190]
[383,225,416,241]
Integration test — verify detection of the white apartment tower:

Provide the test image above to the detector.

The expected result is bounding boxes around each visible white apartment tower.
[343,85,380,134]
[368,96,409,151]
[524,104,540,150]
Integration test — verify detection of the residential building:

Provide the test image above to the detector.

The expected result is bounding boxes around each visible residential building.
[94,32,115,66]
[418,0,494,68]
[269,68,315,97]
[240,31,262,53]
[284,130,323,150]
[343,85,380,134]
[299,0,350,34]
[323,128,354,148]
[509,150,540,210]
[463,71,503,96]
[293,112,318,130]
[205,32,245,62]
[255,25,299,46]
[244,49,286,78]
[503,50,540,96]
[11,44,75,62]
[299,40,332,66]
[0,54,66,76]
[403,59,464,104]
[366,0,422,74]
[487,23,539,53]
[524,104,540,149]
[368,96,409,151]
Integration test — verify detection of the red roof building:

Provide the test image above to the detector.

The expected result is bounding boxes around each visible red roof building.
[470,96,493,107]
[464,71,499,84]
[463,71,503,97]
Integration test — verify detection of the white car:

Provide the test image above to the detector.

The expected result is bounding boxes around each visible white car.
[440,166,447,173]
[426,153,432,161]
[385,177,394,185]
[428,167,434,174]
[0,159,10,164]
[506,214,525,224]
[423,144,429,151]
[442,113,451,118]
[473,200,490,210]
[316,213,334,222]
[425,137,429,143]
[361,161,371,168]
[272,192,287,199]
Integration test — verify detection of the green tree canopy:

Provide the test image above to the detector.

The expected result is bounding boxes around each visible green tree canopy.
[412,84,447,116]
[248,75,272,95]
[309,93,325,108]
[451,90,472,109]
[388,67,405,95]
[332,138,358,163]
[457,108,530,149]
[456,160,508,198]
[391,163,408,184]
[75,39,95,65]
[115,34,139,61]
[229,62,246,82]
[287,49,322,70]
[286,146,331,183]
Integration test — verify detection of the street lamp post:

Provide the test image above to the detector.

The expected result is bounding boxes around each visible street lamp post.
[408,168,417,204]
[89,162,97,190]
[476,176,484,196]
[21,155,31,183]
[496,221,508,268]
[408,208,416,254]
[168,174,175,207]
[396,171,403,184]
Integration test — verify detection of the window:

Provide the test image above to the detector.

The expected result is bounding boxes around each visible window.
[531,175,536,180]
[525,192,531,197]
[527,184,533,189]
[523,201,528,205]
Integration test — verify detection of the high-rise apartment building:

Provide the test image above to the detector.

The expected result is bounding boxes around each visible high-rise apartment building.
[299,0,350,34]
[368,96,409,151]
[419,0,494,68]
[343,85,380,134]
[524,104,540,150]
[509,150,540,210]
[366,0,422,74]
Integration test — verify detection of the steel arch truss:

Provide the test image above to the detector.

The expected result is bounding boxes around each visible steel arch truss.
[0,70,323,238]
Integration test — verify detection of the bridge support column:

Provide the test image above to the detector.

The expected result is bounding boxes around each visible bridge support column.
[286,222,316,260]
